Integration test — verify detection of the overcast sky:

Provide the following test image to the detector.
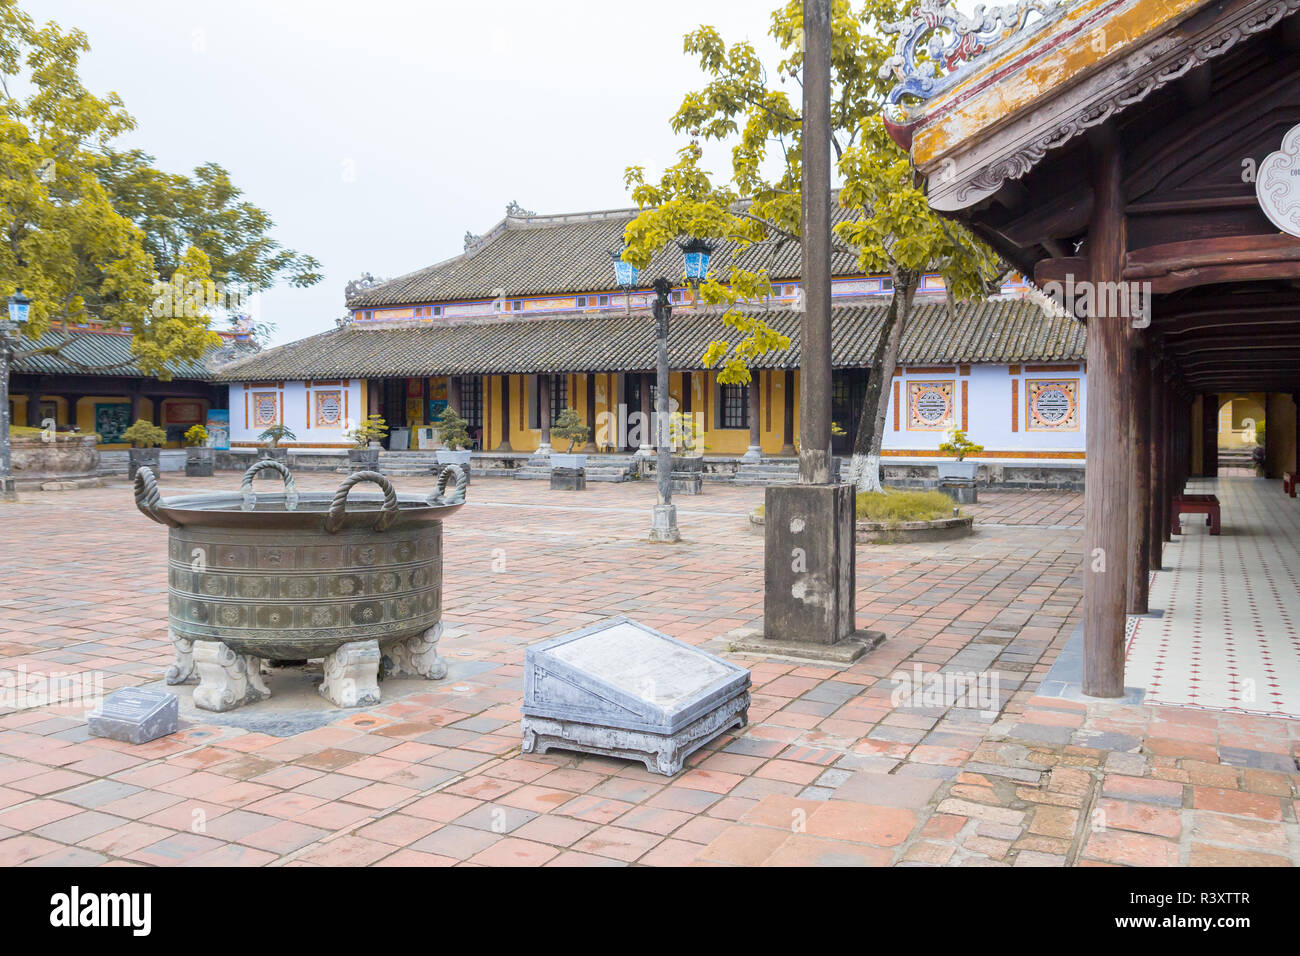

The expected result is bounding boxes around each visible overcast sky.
[34,0,793,346]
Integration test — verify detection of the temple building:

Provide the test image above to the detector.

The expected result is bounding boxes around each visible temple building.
[9,326,236,449]
[216,203,1089,480]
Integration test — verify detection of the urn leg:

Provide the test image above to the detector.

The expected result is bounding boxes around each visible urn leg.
[193,641,272,712]
[385,622,447,680]
[320,639,382,708]
[165,632,197,685]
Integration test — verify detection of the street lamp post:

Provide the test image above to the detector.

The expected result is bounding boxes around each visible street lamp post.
[612,243,711,544]
[649,277,678,543]
[1,289,31,502]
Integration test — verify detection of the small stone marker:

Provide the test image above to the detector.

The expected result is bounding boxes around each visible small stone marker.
[87,687,178,745]
[521,617,750,776]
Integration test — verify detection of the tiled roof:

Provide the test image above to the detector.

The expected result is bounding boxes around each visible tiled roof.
[217,297,1085,381]
[346,206,863,309]
[11,329,214,380]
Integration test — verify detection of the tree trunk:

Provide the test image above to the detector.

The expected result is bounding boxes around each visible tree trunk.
[848,272,917,493]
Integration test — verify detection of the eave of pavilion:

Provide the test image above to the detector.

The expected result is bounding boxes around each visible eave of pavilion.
[882,0,1300,396]
[883,0,1291,214]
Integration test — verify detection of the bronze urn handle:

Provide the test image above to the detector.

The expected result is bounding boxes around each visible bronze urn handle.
[240,458,300,512]
[325,470,400,533]
[132,466,181,527]
[430,463,468,505]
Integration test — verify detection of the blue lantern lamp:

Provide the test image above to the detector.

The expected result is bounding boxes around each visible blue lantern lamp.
[610,249,640,314]
[678,238,715,303]
[6,289,30,326]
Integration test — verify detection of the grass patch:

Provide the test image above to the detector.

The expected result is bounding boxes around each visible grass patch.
[856,489,956,525]
[755,489,958,526]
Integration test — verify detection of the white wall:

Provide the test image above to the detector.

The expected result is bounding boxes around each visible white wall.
[228,379,364,446]
[881,363,1086,458]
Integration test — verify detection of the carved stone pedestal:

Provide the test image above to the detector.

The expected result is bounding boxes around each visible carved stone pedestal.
[320,639,381,708]
[165,632,198,685]
[649,503,680,543]
[384,624,447,680]
[193,641,271,712]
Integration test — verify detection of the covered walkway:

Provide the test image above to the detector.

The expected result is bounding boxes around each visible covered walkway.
[1127,478,1300,719]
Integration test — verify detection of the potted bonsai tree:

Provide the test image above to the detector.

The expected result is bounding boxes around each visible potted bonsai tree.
[434,406,473,479]
[346,414,387,472]
[122,419,167,479]
[257,424,295,477]
[667,411,706,494]
[549,407,590,470]
[937,429,984,482]
[184,424,215,477]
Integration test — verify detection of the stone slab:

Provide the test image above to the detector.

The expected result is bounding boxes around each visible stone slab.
[87,687,178,745]
[523,617,750,737]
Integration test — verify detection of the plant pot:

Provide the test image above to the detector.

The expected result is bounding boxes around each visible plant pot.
[348,448,380,472]
[185,446,215,477]
[256,447,289,479]
[128,448,161,480]
[550,467,586,491]
[550,453,587,470]
[937,461,979,482]
[436,449,472,467]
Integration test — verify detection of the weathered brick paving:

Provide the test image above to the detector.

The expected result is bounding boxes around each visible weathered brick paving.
[0,474,1294,866]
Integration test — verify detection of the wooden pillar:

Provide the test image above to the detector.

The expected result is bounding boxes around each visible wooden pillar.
[1294,392,1300,475]
[538,374,551,447]
[640,372,652,448]
[585,373,598,451]
[1201,393,1218,476]
[1170,382,1180,546]
[1148,358,1164,571]
[448,376,462,414]
[1127,331,1151,614]
[781,370,796,455]
[63,395,81,429]
[495,375,513,451]
[24,389,42,427]
[1081,131,1130,699]
[748,374,762,452]
[129,388,142,425]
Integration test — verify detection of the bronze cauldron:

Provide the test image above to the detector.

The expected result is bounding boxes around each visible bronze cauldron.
[133,460,467,711]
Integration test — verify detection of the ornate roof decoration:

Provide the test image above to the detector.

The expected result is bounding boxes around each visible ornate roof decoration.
[880,0,1064,122]
[505,200,536,218]
[344,272,384,302]
[888,0,1300,213]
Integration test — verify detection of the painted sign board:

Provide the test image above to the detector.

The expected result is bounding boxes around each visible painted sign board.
[205,409,230,450]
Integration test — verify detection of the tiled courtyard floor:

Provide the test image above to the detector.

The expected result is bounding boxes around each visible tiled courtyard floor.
[0,472,1296,867]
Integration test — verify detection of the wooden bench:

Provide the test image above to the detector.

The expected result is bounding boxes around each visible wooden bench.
[1171,494,1220,535]
[1284,472,1298,498]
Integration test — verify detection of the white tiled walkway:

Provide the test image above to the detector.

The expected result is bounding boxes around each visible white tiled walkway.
[1126,477,1300,718]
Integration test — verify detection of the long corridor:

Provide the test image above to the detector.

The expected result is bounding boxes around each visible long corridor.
[1127,478,1300,719]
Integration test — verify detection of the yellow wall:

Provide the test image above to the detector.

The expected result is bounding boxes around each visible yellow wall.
[1266,393,1297,478]
[12,394,198,449]
[474,370,801,456]
[1217,393,1266,449]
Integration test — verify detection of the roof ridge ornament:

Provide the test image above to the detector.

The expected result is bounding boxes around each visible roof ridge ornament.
[505,200,536,219]
[880,0,1063,122]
